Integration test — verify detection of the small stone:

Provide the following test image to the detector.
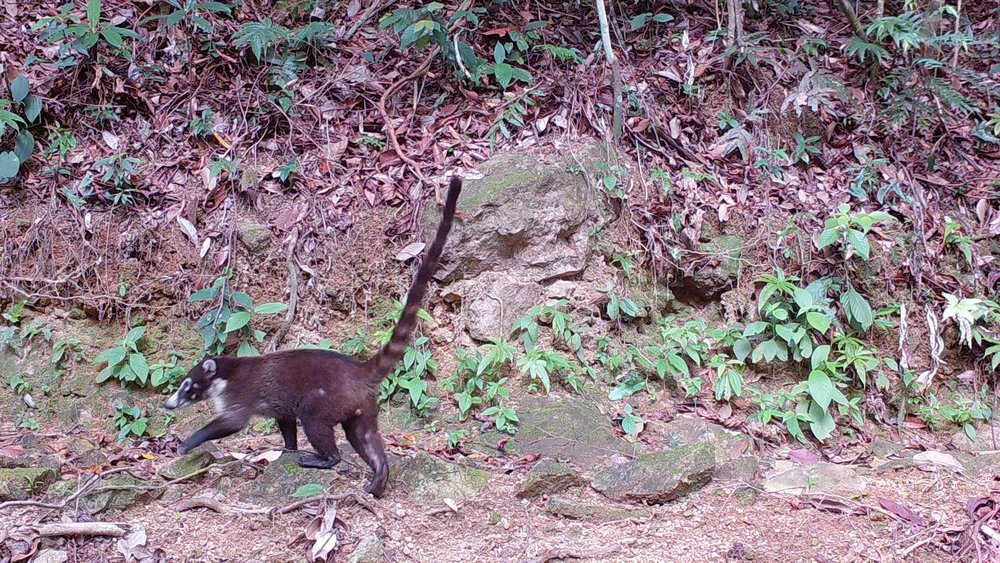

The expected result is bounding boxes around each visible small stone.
[237,220,272,254]
[516,459,584,499]
[868,438,903,458]
[388,530,402,542]
[33,550,69,563]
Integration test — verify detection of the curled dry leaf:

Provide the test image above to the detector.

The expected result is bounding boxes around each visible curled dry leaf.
[199,237,212,259]
[102,131,120,151]
[176,216,199,246]
[395,242,425,262]
[913,451,964,473]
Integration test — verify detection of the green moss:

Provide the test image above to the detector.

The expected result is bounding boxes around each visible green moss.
[0,467,59,501]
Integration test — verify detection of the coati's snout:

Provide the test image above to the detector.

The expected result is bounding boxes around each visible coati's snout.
[163,358,219,410]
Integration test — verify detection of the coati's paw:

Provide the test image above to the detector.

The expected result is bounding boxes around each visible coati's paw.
[298,453,341,469]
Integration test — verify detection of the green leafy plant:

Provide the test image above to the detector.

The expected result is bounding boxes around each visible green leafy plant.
[817,203,893,262]
[942,217,973,267]
[446,428,469,449]
[629,12,674,31]
[482,404,519,434]
[487,90,544,149]
[190,272,287,356]
[113,403,149,442]
[380,4,486,84]
[1,75,42,181]
[711,354,745,402]
[190,108,217,138]
[790,132,822,164]
[448,338,514,420]
[81,153,142,205]
[33,0,141,64]
[94,326,151,386]
[142,0,232,32]
[942,294,999,355]
[619,404,644,437]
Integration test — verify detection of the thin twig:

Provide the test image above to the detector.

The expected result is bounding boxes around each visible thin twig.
[267,229,299,353]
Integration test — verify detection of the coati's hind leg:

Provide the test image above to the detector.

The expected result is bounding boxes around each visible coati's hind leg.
[298,412,342,469]
[277,417,298,451]
[343,412,388,497]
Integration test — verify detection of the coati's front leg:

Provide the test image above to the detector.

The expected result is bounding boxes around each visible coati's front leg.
[277,417,298,451]
[298,412,343,469]
[179,412,249,454]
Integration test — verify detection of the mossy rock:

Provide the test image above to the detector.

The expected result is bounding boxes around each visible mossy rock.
[423,140,610,284]
[348,536,384,563]
[239,451,355,506]
[391,453,489,504]
[159,450,216,481]
[509,396,637,471]
[0,467,60,501]
[670,233,743,302]
[516,459,585,499]
[545,495,650,522]
[84,474,164,514]
[237,220,272,254]
[591,441,717,503]
[659,416,752,464]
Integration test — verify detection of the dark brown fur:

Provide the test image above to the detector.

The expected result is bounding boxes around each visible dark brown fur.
[164,177,462,497]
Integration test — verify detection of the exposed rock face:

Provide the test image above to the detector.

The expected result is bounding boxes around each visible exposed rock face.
[516,458,585,499]
[239,452,353,506]
[591,441,717,503]
[348,536,384,563]
[508,395,637,470]
[391,453,489,503]
[764,460,867,498]
[545,496,650,521]
[424,141,609,341]
[659,416,751,464]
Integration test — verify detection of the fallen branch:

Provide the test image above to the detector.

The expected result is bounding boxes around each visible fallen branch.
[33,522,127,538]
[527,545,622,563]
[829,0,866,39]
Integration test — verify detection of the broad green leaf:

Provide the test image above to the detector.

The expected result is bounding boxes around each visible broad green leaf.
[845,228,870,260]
[808,401,835,441]
[792,287,813,310]
[237,341,259,357]
[0,151,20,178]
[101,27,122,47]
[254,302,287,315]
[23,94,42,122]
[129,353,149,385]
[807,369,835,410]
[224,311,252,333]
[10,75,29,102]
[817,227,840,250]
[231,291,253,308]
[95,364,117,383]
[189,287,218,302]
[86,0,101,28]
[292,483,324,497]
[132,418,147,436]
[13,131,34,163]
[810,344,830,371]
[494,62,514,88]
[94,345,127,366]
[743,321,768,337]
[806,312,831,333]
[493,41,505,64]
[733,338,751,362]
[841,289,873,331]
[124,326,146,344]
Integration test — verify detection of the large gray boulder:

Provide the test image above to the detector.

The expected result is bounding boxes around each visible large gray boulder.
[508,395,637,470]
[424,141,609,340]
[591,441,717,503]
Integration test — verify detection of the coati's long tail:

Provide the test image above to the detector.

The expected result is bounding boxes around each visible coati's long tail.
[364,176,462,383]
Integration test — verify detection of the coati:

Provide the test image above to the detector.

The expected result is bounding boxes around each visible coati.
[163,176,462,498]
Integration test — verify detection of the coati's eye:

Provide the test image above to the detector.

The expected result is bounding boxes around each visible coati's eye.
[191,393,199,400]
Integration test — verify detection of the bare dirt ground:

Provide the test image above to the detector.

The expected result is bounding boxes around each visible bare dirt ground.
[2,424,994,563]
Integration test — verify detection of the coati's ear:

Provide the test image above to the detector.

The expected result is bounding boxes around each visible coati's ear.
[202,359,217,376]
